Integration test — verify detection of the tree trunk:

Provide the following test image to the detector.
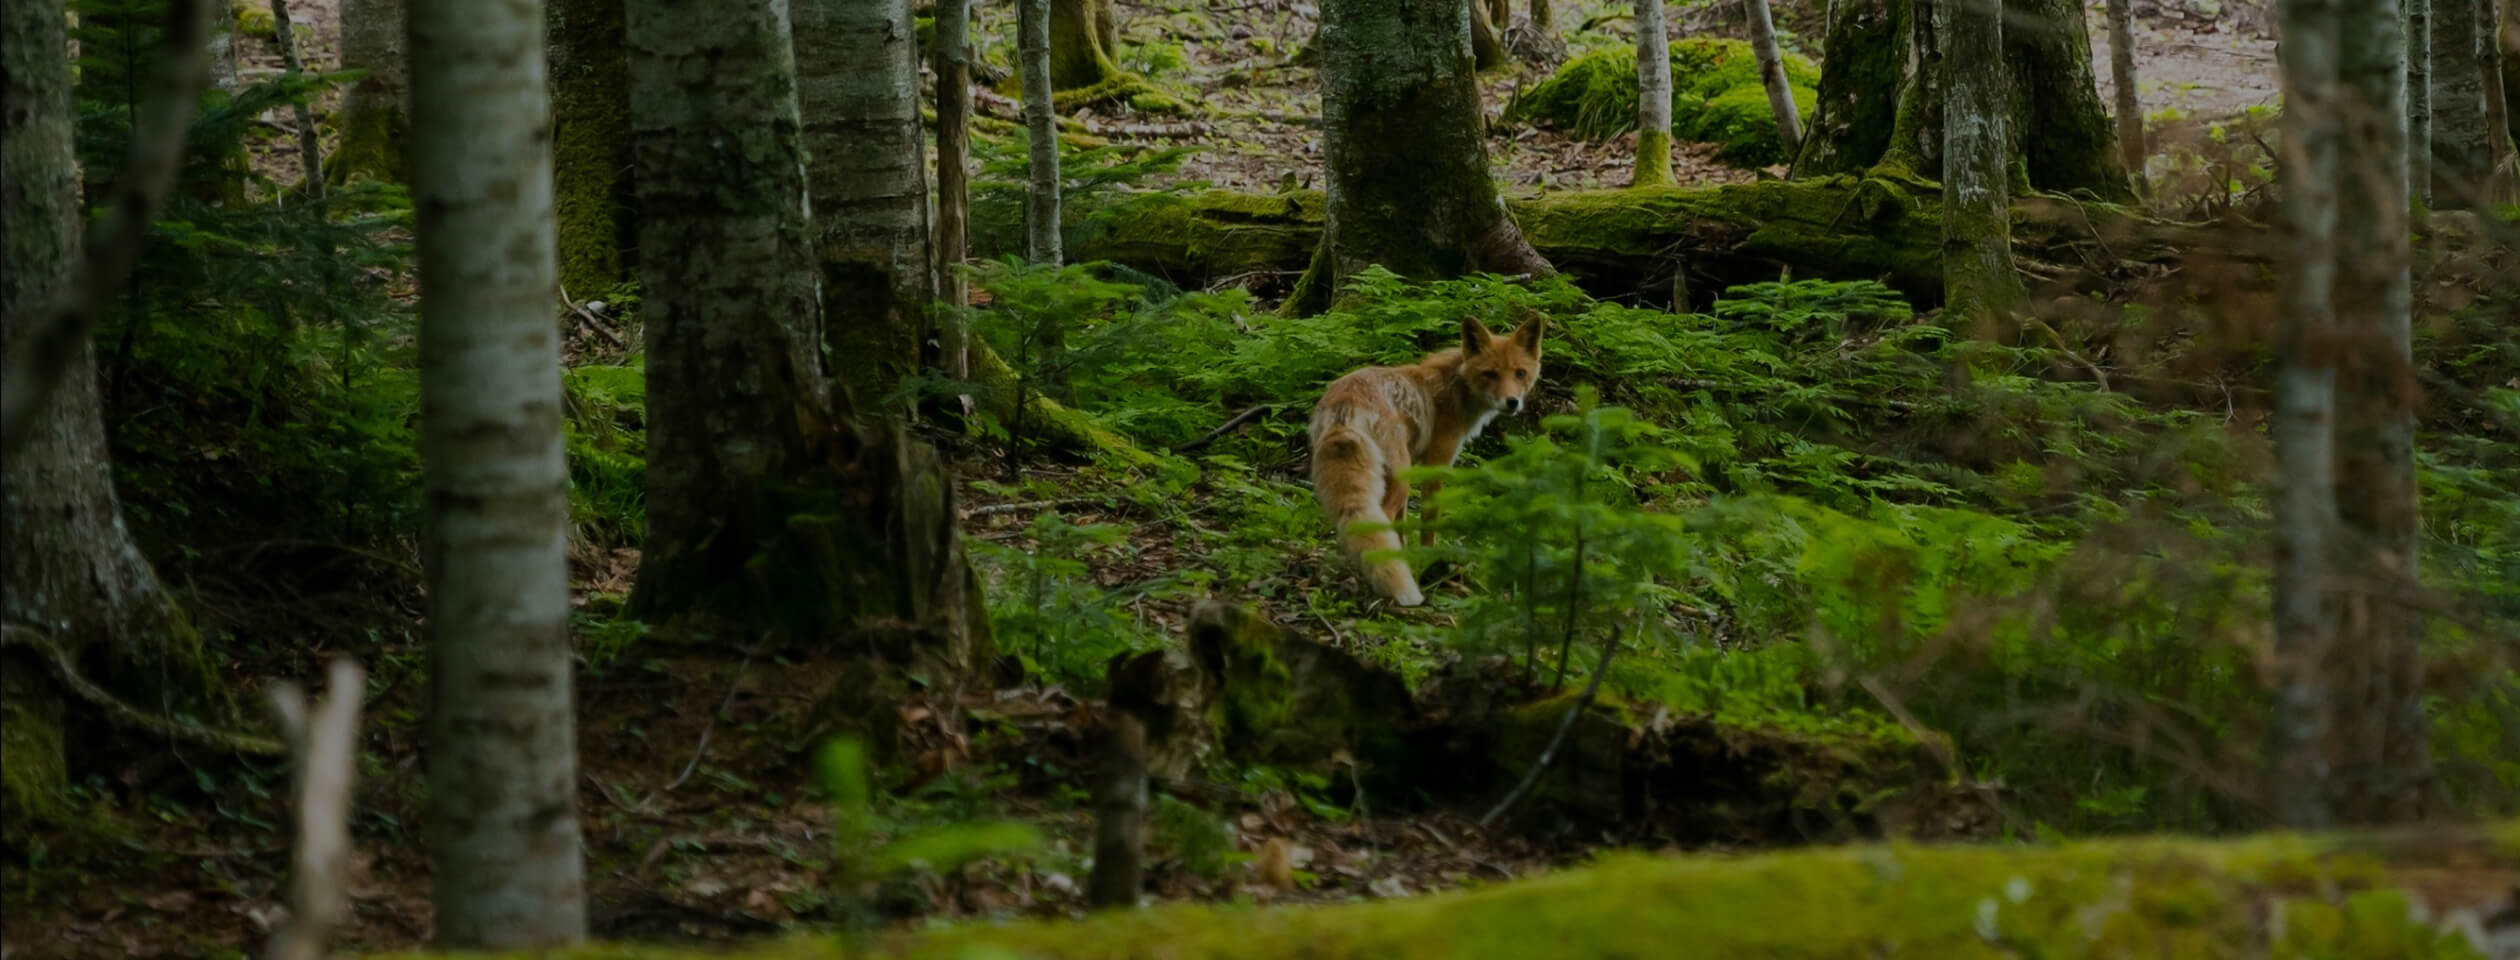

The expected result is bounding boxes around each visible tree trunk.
[1529,0,1553,33]
[2107,0,2143,188]
[407,0,587,945]
[934,0,975,381]
[2330,0,2428,824]
[2502,0,2519,151]
[1,0,216,828]
[796,0,931,399]
[626,0,830,632]
[2480,0,2511,190]
[1287,0,1553,314]
[268,0,325,194]
[1050,0,1122,89]
[1470,0,1507,71]
[2408,0,2432,206]
[1788,0,2134,202]
[1940,0,2023,335]
[2431,0,2491,206]
[334,0,409,184]
[2266,0,2342,831]
[1023,0,1063,264]
[1744,0,1802,158]
[1634,0,1675,185]
[548,0,634,299]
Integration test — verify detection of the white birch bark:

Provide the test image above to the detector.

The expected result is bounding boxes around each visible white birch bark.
[407,0,586,942]
[795,0,932,389]
[1743,0,1801,156]
[1634,0,1675,186]
[1021,0,1063,264]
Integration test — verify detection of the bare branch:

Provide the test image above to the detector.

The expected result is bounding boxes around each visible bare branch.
[264,659,368,960]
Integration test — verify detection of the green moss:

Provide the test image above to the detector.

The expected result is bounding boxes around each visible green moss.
[1631,129,1676,187]
[1049,71,1185,114]
[550,0,634,297]
[233,1,274,40]
[1507,40,1821,169]
[0,671,68,830]
[327,89,409,185]
[393,821,2516,959]
[1686,84,1817,167]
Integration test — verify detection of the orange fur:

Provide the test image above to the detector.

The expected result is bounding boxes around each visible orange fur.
[1307,314,1546,606]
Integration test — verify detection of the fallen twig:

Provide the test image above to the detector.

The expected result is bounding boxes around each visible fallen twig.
[263,658,367,960]
[1172,403,1282,453]
[964,496,1105,518]
[1478,624,1625,829]
[559,283,628,349]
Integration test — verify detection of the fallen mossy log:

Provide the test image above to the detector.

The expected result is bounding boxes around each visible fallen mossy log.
[1058,175,2238,308]
[402,820,2519,958]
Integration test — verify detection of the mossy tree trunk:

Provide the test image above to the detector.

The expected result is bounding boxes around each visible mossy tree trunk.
[1049,0,1122,89]
[628,0,991,703]
[1939,0,2023,334]
[407,0,587,940]
[2329,0,2430,825]
[2502,0,2519,151]
[333,0,409,184]
[547,0,634,299]
[1470,0,1507,71]
[934,0,975,381]
[1022,0,1062,263]
[2408,0,2431,206]
[1788,0,2134,201]
[797,0,930,397]
[2430,0,2492,206]
[2,0,223,830]
[1289,0,1553,314]
[1632,0,1674,185]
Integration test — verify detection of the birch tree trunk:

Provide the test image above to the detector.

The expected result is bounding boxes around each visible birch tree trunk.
[1939,0,2022,336]
[269,0,324,194]
[1633,0,1675,186]
[2267,0,2342,832]
[2431,0,2490,206]
[625,0,830,632]
[1743,0,1801,158]
[934,0,975,380]
[796,0,931,396]
[548,0,634,298]
[2408,0,2431,205]
[1022,0,1063,265]
[334,0,409,183]
[1287,0,1553,314]
[1,0,219,827]
[2107,0,2144,188]
[2330,0,2428,824]
[407,0,586,944]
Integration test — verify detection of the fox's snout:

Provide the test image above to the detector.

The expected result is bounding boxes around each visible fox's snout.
[1501,395,1523,415]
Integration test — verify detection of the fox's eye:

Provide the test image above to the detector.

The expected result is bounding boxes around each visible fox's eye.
[1482,371,1501,381]
[1515,370,1528,381]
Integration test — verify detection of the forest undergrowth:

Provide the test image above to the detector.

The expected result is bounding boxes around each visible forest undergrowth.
[3,0,2515,955]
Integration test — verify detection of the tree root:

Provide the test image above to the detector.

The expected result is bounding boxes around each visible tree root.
[0,623,285,756]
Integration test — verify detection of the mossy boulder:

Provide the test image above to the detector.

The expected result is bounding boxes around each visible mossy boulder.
[1505,39,1820,168]
[390,821,2520,958]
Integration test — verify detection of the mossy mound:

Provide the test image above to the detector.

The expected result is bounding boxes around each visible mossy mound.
[395,821,2520,958]
[1505,39,1820,169]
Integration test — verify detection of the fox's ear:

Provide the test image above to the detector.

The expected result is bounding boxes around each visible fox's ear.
[1511,313,1547,353]
[1460,315,1494,356]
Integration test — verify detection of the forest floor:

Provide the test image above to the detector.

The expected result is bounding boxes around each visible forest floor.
[0,1,2302,957]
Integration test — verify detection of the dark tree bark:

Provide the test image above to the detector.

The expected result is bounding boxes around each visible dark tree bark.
[1050,0,1123,89]
[934,0,975,381]
[2502,0,2519,151]
[2408,0,2432,205]
[1788,0,2135,201]
[549,0,635,298]
[333,0,409,183]
[1287,0,1553,314]
[2431,0,2492,206]
[2,0,220,827]
[1470,0,1507,71]
[797,0,931,398]
[408,0,587,940]
[2330,0,2428,824]
[1085,713,1148,909]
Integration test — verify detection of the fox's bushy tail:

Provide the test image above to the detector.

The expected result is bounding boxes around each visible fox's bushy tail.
[1312,424,1424,607]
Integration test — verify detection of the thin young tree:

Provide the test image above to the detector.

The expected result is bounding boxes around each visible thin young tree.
[334,0,408,183]
[268,0,323,193]
[2107,0,2144,189]
[2331,0,2428,824]
[934,0,976,381]
[796,0,932,392]
[1940,0,2023,334]
[407,0,586,945]
[1021,0,1062,264]
[1634,0,1675,186]
[2408,0,2431,205]
[2433,0,2491,206]
[1288,0,1553,314]
[2266,0,2343,832]
[1743,0,1802,157]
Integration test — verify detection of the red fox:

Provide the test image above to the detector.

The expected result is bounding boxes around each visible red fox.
[1307,314,1546,606]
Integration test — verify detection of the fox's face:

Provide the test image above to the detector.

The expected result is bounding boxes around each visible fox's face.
[1458,314,1546,416]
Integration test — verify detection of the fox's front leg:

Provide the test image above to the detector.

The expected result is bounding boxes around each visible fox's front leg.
[1382,469,1410,531]
[1417,432,1467,547]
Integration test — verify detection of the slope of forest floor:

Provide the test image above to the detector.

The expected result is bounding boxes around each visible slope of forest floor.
[2,1,2496,959]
